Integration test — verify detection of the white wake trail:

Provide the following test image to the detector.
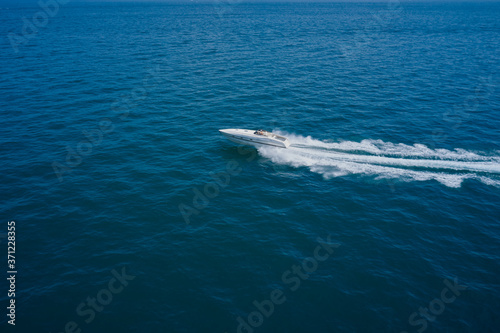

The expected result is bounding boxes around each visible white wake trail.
[258,133,500,188]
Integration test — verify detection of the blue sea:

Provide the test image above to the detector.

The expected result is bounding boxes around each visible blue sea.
[1,1,500,332]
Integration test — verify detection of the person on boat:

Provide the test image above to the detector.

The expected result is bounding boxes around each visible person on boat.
[255,130,264,135]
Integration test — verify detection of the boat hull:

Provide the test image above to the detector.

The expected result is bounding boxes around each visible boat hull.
[219,129,290,148]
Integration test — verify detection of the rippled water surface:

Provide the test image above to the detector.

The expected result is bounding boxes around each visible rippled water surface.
[1,2,500,332]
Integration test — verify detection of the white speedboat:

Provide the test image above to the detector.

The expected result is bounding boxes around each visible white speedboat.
[219,129,290,148]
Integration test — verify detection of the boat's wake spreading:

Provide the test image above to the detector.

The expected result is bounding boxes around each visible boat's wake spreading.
[257,132,500,188]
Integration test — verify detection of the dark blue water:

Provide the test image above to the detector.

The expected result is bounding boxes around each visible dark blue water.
[1,2,500,332]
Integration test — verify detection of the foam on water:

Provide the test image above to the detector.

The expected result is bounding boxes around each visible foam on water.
[259,132,500,188]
